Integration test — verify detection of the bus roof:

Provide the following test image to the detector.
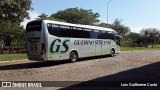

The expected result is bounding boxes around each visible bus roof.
[44,20,115,31]
[30,20,117,34]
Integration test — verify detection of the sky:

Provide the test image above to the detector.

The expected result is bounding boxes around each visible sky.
[21,0,160,33]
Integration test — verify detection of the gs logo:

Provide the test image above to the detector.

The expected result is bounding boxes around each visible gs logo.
[50,39,70,53]
[30,43,37,51]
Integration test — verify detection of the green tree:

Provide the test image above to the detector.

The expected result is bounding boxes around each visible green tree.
[0,20,21,53]
[38,13,48,20]
[11,27,25,46]
[158,30,160,44]
[127,32,143,47]
[107,19,130,47]
[140,28,160,48]
[0,0,32,22]
[0,0,32,53]
[38,13,65,22]
[110,19,130,37]
[51,8,100,25]
[140,28,151,48]
[149,28,159,47]
[98,22,110,27]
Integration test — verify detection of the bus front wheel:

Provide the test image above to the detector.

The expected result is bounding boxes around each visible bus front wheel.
[70,51,78,63]
[110,49,115,57]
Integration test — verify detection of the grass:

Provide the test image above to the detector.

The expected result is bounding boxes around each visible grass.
[121,44,160,51]
[0,53,27,61]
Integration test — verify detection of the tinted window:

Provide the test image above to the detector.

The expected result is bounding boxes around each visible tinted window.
[97,30,106,39]
[47,24,60,36]
[104,31,115,40]
[83,28,91,38]
[70,27,83,38]
[26,21,42,33]
[46,23,116,40]
[60,25,72,37]
[95,30,115,40]
[90,30,100,39]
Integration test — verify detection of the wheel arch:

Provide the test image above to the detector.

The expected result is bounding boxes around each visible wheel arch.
[111,48,115,53]
[70,49,79,58]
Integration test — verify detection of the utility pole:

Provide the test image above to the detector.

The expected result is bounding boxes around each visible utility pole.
[107,0,112,24]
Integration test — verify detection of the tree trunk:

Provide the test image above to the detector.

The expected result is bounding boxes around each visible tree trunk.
[152,43,153,48]
[0,40,5,54]
[145,43,148,48]
[9,45,11,54]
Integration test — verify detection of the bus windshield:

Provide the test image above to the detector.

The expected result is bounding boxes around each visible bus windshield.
[26,21,42,33]
[115,35,121,46]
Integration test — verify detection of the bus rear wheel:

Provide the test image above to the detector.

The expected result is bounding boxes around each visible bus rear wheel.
[70,52,78,63]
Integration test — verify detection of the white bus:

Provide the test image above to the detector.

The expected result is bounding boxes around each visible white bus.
[25,20,121,62]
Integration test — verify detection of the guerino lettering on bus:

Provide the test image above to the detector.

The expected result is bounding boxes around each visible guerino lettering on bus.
[74,40,111,45]
[50,39,112,53]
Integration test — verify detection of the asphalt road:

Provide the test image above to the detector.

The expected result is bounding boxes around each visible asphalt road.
[0,50,160,90]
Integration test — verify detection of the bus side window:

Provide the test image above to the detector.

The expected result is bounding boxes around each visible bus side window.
[47,24,60,37]
[70,27,83,38]
[52,24,60,37]
[47,24,52,35]
[83,28,91,38]
[90,30,99,39]
[97,30,106,39]
[60,25,72,37]
[104,31,115,40]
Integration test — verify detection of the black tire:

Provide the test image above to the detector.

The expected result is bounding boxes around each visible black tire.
[70,52,78,63]
[110,49,115,57]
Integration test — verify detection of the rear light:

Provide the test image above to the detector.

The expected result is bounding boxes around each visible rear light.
[41,43,46,54]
